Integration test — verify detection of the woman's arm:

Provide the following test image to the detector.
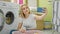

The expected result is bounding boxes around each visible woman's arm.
[17,23,22,30]
[17,23,26,33]
[35,8,47,20]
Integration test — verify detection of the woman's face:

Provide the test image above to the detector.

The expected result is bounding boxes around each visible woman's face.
[21,6,29,15]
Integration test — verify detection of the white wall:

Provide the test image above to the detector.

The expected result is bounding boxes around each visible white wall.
[28,0,37,11]
[11,0,19,4]
[28,0,37,7]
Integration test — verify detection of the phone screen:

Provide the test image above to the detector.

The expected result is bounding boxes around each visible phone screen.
[37,7,44,12]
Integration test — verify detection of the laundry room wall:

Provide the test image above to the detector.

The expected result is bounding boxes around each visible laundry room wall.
[38,0,53,21]
[38,0,53,29]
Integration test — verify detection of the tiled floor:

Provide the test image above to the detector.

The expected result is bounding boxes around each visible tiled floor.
[42,30,60,34]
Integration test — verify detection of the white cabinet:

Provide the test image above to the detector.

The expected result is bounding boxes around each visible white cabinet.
[53,1,60,32]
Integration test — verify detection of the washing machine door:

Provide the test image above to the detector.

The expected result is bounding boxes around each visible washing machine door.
[0,9,5,31]
[5,11,14,25]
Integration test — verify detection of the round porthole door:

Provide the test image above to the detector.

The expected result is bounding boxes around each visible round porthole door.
[0,9,5,31]
[5,11,14,25]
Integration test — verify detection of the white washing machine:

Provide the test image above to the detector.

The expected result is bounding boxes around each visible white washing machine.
[0,1,20,34]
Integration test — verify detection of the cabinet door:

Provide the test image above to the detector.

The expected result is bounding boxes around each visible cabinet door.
[36,14,44,30]
[36,20,44,30]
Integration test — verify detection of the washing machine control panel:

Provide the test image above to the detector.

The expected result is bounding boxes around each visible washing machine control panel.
[0,1,20,9]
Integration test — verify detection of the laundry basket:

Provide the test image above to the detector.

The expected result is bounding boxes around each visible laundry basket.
[12,30,44,34]
[44,21,52,30]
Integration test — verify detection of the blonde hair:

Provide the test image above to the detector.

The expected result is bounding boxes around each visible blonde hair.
[19,4,30,18]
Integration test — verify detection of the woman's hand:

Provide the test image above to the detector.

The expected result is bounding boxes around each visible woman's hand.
[19,28,26,33]
[43,7,47,15]
[35,7,47,20]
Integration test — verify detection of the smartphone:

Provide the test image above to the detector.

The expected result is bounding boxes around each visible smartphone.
[37,7,44,12]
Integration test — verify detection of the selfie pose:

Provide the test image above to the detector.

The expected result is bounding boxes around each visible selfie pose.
[17,4,47,33]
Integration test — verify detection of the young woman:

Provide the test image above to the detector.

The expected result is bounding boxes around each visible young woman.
[17,4,47,33]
